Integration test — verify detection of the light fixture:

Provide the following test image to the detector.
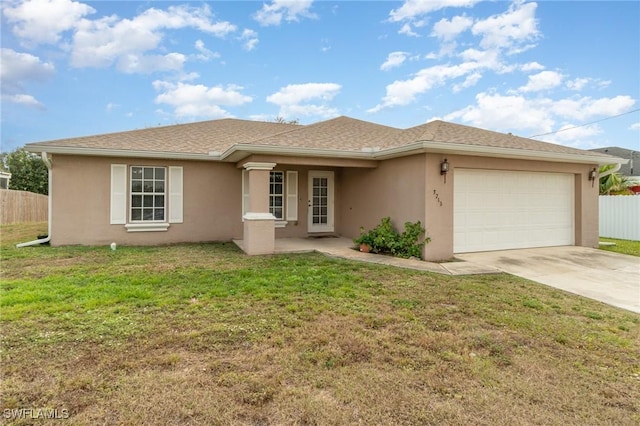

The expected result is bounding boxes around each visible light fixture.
[440,158,449,183]
[589,167,597,187]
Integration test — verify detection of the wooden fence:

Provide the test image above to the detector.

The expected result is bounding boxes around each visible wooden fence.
[599,195,640,241]
[0,189,48,224]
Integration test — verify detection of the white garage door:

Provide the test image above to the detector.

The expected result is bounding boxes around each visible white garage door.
[454,169,574,253]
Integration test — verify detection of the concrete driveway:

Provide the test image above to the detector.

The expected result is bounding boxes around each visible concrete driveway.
[456,246,640,314]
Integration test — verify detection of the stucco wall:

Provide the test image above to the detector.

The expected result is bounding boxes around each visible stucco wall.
[49,153,599,257]
[50,155,242,246]
[337,154,427,244]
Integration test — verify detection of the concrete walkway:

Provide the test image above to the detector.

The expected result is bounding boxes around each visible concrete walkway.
[234,237,500,276]
[456,246,640,314]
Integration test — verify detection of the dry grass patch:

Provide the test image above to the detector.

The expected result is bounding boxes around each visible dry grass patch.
[1,223,639,424]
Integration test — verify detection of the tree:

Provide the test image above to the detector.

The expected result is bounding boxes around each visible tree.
[274,116,300,125]
[599,164,633,195]
[0,148,48,195]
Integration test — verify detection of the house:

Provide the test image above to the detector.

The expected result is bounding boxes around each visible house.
[588,147,638,177]
[22,116,624,261]
[589,146,640,194]
[0,171,11,189]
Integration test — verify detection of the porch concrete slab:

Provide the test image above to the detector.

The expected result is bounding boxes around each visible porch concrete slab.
[456,246,640,314]
[235,237,501,276]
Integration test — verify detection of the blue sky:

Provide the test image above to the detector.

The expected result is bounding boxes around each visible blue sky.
[2,0,639,153]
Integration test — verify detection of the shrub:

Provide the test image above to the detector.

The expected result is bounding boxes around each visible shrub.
[354,217,429,259]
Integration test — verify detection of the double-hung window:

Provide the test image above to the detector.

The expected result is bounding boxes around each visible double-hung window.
[110,164,181,231]
[242,170,298,225]
[131,166,165,222]
[269,171,284,220]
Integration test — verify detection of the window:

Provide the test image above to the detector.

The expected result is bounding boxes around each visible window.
[131,166,165,222]
[242,170,298,223]
[111,164,181,231]
[269,171,284,220]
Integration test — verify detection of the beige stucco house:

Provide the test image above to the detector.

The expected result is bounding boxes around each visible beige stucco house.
[22,116,622,261]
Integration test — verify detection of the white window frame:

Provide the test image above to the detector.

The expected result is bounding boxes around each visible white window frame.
[242,169,297,228]
[129,166,167,223]
[269,171,285,221]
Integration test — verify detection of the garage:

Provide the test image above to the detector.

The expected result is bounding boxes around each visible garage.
[454,169,575,253]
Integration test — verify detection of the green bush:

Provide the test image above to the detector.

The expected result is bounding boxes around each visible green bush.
[354,217,429,259]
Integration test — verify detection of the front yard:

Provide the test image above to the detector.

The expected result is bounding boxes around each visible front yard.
[1,223,639,425]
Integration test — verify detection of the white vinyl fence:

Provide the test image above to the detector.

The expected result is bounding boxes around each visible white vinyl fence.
[599,195,640,241]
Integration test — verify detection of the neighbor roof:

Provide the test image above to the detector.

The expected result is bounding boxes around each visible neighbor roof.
[26,116,623,165]
[589,147,639,175]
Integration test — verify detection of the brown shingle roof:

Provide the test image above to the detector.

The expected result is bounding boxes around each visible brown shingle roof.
[28,119,299,155]
[243,116,402,151]
[405,120,600,157]
[27,115,616,162]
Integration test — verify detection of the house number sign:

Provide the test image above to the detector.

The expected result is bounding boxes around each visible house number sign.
[433,189,443,207]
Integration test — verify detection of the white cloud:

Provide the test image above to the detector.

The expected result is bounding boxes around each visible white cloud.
[372,2,544,112]
[544,124,603,147]
[106,102,119,112]
[266,82,341,118]
[248,113,273,122]
[518,70,564,93]
[239,29,259,51]
[521,61,545,72]
[153,80,252,118]
[194,40,220,61]
[431,15,473,41]
[118,53,186,74]
[2,93,45,110]
[398,23,419,37]
[380,51,408,71]
[630,122,640,131]
[551,96,636,121]
[71,4,236,72]
[369,62,481,112]
[471,1,539,52]
[444,92,555,133]
[0,48,55,92]
[0,48,54,109]
[389,0,480,23]
[3,0,95,45]
[452,72,481,92]
[443,91,637,148]
[254,0,316,26]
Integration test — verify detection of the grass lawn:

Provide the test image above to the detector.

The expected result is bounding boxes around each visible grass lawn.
[1,222,639,425]
[599,237,640,257]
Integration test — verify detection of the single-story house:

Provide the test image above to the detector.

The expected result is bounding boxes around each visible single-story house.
[0,171,11,189]
[22,116,624,261]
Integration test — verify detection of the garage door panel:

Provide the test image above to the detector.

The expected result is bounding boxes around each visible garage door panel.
[454,169,574,253]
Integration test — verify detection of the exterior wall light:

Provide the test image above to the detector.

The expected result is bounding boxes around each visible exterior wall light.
[589,167,597,187]
[440,158,449,183]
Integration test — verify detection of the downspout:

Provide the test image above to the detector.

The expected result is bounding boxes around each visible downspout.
[16,152,52,247]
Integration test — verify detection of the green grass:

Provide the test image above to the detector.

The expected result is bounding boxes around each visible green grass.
[2,222,640,425]
[599,237,640,257]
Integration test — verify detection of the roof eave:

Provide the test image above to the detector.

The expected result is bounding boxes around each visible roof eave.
[25,145,219,161]
[219,144,373,162]
[26,141,627,166]
[372,141,629,165]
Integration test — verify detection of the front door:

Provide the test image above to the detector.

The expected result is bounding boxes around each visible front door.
[308,171,334,233]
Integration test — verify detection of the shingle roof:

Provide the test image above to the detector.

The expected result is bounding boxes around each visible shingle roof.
[28,119,299,154]
[26,115,620,163]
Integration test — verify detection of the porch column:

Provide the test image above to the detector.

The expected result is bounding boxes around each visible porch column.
[243,162,276,255]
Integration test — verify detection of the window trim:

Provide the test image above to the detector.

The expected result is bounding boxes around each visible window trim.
[129,165,167,223]
[269,171,285,220]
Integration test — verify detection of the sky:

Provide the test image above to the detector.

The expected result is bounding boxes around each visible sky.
[1,0,639,154]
